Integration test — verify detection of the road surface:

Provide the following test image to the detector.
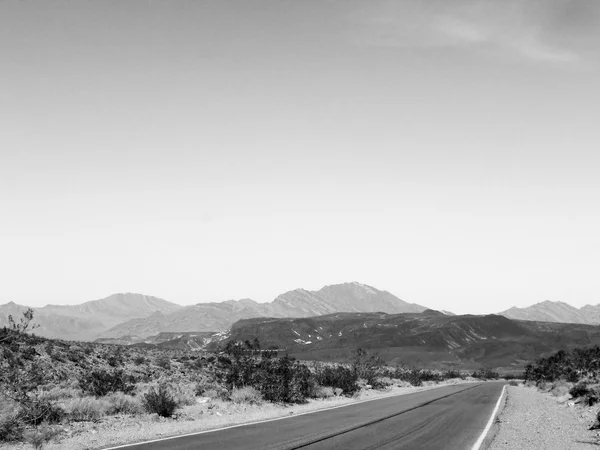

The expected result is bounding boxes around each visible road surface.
[113,382,505,450]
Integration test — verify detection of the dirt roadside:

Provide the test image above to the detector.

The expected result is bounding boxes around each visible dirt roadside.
[488,385,600,450]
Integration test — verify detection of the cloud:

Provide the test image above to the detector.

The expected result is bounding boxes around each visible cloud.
[347,0,595,65]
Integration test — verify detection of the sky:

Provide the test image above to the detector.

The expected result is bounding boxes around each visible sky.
[1,0,599,314]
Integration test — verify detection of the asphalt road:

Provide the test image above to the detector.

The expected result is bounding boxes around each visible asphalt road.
[116,382,505,450]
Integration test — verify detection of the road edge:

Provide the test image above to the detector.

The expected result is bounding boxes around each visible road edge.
[473,383,508,450]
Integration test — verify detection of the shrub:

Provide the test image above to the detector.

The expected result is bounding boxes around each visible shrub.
[143,384,178,418]
[155,355,172,370]
[106,393,143,415]
[254,356,312,404]
[230,386,263,404]
[569,382,589,399]
[0,410,24,442]
[133,356,146,366]
[79,369,136,397]
[549,380,572,397]
[17,398,65,426]
[311,386,335,399]
[315,365,359,395]
[23,426,61,450]
[38,386,82,401]
[471,368,500,380]
[64,397,110,422]
[509,380,520,387]
[167,383,197,407]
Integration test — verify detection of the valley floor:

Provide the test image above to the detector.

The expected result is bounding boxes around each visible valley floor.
[0,380,470,450]
[489,385,600,450]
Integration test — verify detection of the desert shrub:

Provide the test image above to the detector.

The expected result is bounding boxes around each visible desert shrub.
[372,376,395,390]
[133,356,146,366]
[395,367,441,387]
[0,410,24,442]
[38,386,82,402]
[17,398,65,426]
[230,386,263,404]
[314,365,359,395]
[64,397,110,422]
[155,355,172,370]
[106,393,143,415]
[570,381,590,398]
[79,369,136,397]
[442,369,464,380]
[143,384,178,418]
[549,380,572,397]
[351,349,384,382]
[167,383,197,406]
[311,385,335,399]
[254,356,312,404]
[472,368,500,380]
[570,382,600,406]
[23,426,61,449]
[195,380,229,400]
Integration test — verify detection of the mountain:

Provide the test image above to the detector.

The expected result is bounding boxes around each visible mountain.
[499,300,597,324]
[0,293,182,341]
[207,311,600,371]
[0,301,105,341]
[102,282,426,340]
[39,293,182,330]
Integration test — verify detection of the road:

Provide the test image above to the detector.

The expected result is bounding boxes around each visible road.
[113,382,505,450]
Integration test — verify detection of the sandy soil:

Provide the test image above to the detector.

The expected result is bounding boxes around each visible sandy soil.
[489,385,600,450]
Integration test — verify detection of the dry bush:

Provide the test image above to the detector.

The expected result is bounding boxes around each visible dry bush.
[106,393,143,415]
[143,384,178,418]
[23,426,61,450]
[0,406,24,442]
[230,386,263,405]
[168,383,197,407]
[38,386,83,401]
[63,397,110,422]
[549,380,572,397]
[373,377,395,390]
[310,385,334,399]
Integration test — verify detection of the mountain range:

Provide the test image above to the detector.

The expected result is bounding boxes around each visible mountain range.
[498,300,600,325]
[3,285,600,345]
[0,282,426,342]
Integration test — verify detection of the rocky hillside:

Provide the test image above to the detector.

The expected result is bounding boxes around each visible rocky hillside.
[102,282,426,340]
[499,300,600,325]
[208,311,600,370]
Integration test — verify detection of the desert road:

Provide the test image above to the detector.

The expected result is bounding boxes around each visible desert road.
[110,382,506,450]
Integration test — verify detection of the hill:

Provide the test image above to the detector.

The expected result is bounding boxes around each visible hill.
[207,311,600,371]
[499,300,600,325]
[101,282,426,340]
[0,293,182,341]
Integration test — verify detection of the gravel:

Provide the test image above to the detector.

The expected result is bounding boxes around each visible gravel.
[489,385,600,450]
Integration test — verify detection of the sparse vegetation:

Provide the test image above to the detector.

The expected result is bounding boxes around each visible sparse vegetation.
[143,384,178,417]
[1,309,511,447]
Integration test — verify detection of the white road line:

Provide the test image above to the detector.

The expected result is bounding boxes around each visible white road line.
[471,384,506,450]
[103,382,475,450]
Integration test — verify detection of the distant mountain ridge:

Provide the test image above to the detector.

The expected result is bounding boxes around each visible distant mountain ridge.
[101,282,427,340]
[0,293,182,341]
[498,300,600,325]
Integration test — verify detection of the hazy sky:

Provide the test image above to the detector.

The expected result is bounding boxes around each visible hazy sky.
[1,0,599,314]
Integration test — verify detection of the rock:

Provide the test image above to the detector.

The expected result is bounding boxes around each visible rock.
[567,401,575,407]
[197,397,210,404]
